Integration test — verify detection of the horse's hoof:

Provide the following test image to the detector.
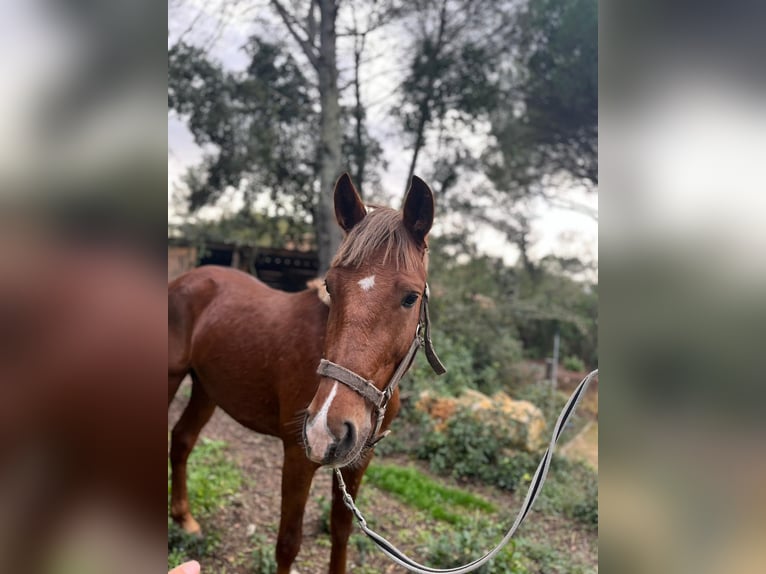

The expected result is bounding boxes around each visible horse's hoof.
[180,516,202,536]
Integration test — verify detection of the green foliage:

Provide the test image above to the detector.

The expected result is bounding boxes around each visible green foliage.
[350,533,377,572]
[417,411,540,491]
[405,240,597,402]
[406,329,491,396]
[167,438,243,567]
[167,521,221,571]
[534,459,598,530]
[168,438,243,517]
[415,411,597,529]
[413,242,526,396]
[171,210,314,252]
[250,533,278,574]
[169,38,317,214]
[485,0,597,190]
[316,495,332,534]
[425,518,528,573]
[510,260,598,368]
[364,463,495,526]
[512,382,585,433]
[563,355,586,372]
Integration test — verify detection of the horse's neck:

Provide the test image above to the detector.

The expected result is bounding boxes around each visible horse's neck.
[284,287,330,334]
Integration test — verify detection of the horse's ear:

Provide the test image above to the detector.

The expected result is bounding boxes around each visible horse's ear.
[334,173,366,233]
[402,175,434,245]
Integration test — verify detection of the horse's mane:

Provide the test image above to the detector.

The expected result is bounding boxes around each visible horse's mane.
[331,206,423,272]
[306,277,331,306]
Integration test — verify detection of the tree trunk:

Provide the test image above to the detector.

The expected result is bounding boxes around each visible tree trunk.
[352,32,367,198]
[270,0,342,274]
[315,0,343,274]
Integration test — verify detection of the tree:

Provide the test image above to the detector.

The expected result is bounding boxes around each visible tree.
[396,0,511,193]
[485,0,598,195]
[393,0,596,271]
[168,38,317,215]
[268,0,343,272]
[169,1,394,272]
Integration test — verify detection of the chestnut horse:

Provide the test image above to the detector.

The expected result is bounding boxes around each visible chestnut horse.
[168,174,440,574]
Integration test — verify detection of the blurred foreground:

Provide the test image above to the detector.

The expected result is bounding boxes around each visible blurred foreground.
[601,1,766,572]
[0,1,166,572]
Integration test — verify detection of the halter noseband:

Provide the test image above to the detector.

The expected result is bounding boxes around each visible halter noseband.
[316,283,446,446]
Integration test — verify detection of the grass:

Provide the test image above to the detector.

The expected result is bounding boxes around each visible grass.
[364,463,496,526]
[167,437,244,570]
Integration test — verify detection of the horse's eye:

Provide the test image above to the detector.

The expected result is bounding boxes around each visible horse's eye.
[402,293,419,308]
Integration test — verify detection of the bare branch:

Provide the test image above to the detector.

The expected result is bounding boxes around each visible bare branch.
[306,0,317,47]
[270,0,319,69]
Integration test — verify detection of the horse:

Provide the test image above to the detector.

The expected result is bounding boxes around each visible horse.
[168,173,442,574]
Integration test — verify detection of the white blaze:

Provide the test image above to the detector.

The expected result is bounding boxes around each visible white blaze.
[358,275,375,291]
[305,383,338,460]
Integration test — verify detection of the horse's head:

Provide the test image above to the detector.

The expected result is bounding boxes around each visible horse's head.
[303,173,435,467]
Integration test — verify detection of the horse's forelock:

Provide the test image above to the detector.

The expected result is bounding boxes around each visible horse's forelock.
[331,207,424,272]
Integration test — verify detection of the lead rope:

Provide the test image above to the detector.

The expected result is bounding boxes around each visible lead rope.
[335,368,599,574]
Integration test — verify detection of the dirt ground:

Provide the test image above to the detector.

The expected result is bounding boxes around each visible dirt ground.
[169,376,598,573]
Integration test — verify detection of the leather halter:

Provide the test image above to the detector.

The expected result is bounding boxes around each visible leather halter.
[316,283,446,446]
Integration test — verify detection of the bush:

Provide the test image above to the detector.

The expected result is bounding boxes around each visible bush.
[416,410,539,490]
[513,383,585,437]
[426,518,529,573]
[406,330,496,396]
[167,521,221,570]
[535,458,598,531]
[563,355,586,372]
[415,411,598,529]
[250,533,277,574]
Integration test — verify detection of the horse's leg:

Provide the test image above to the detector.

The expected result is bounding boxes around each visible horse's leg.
[169,375,215,534]
[328,453,373,574]
[276,445,318,574]
[168,372,186,406]
[168,286,191,406]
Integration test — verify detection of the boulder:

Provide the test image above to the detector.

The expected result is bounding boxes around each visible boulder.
[416,389,547,452]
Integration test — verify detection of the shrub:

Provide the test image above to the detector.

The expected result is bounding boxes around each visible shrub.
[167,521,221,570]
[563,355,586,372]
[535,458,598,531]
[425,518,529,573]
[250,533,277,574]
[406,330,493,396]
[416,410,545,491]
[512,383,585,437]
[415,411,598,529]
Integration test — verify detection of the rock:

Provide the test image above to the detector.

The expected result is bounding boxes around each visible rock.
[416,389,546,452]
[415,391,458,431]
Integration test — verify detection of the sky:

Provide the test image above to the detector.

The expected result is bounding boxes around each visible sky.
[167,0,598,276]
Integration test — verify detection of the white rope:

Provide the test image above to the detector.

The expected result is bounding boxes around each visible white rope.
[335,369,599,574]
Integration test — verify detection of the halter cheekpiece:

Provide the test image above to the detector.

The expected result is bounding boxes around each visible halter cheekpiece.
[316,283,446,446]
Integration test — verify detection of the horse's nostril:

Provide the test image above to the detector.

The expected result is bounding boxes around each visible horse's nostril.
[337,421,356,456]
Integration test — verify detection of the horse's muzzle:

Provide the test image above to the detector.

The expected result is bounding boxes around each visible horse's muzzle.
[303,415,359,466]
